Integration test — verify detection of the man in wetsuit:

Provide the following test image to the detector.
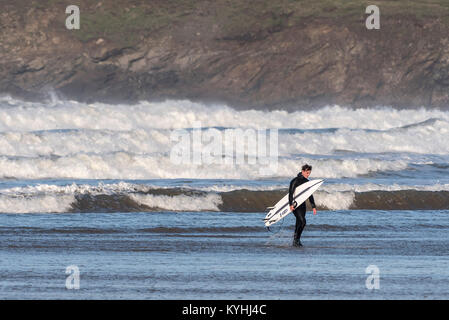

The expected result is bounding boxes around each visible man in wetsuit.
[289,164,317,247]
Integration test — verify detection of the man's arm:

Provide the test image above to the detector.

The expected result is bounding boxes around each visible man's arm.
[309,194,316,208]
[288,178,296,206]
[309,194,317,215]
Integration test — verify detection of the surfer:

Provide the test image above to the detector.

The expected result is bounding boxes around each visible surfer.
[289,164,317,247]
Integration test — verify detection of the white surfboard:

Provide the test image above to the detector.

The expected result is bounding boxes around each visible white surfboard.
[263,179,324,227]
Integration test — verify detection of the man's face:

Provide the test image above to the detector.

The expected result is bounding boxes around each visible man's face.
[302,170,311,179]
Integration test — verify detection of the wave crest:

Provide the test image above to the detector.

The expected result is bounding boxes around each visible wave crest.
[1,182,449,213]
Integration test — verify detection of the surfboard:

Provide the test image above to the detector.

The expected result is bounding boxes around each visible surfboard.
[263,179,324,227]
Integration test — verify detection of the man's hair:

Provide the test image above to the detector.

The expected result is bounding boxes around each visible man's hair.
[301,164,312,171]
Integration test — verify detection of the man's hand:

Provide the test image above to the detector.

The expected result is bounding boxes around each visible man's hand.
[313,208,317,215]
[290,205,294,212]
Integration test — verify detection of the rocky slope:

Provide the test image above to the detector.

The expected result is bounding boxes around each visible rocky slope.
[2,0,449,109]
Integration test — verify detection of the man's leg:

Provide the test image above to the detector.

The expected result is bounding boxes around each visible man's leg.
[293,207,306,246]
[297,208,306,245]
[293,210,300,246]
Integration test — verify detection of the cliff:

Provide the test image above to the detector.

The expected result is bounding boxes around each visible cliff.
[2,0,449,109]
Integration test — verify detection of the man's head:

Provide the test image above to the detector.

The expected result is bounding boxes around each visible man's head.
[301,164,312,178]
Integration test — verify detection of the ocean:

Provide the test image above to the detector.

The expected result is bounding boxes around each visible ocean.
[0,95,448,299]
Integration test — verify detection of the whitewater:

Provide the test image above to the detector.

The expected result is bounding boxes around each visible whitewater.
[0,95,448,213]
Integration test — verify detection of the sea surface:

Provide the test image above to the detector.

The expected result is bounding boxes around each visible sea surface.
[0,95,448,299]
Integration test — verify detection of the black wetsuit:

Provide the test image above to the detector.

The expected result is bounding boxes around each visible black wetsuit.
[288,173,316,246]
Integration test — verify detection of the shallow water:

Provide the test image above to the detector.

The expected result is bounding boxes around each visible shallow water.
[1,209,448,299]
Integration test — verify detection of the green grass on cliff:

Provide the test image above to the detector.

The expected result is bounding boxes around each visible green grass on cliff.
[74,7,175,45]
[16,0,449,45]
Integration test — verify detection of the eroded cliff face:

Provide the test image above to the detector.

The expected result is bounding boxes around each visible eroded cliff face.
[1,1,449,109]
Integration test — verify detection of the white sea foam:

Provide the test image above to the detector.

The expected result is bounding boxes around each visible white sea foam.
[130,193,223,211]
[314,191,355,211]
[0,180,447,213]
[1,95,449,132]
[1,122,448,159]
[3,180,448,196]
[0,194,75,214]
[0,129,170,157]
[320,183,449,193]
[0,183,223,213]
[278,119,449,155]
[0,181,154,196]
[0,154,409,179]
[0,95,448,180]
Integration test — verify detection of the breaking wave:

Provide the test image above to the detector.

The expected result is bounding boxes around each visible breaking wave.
[1,182,449,213]
[0,96,448,180]
[0,96,447,213]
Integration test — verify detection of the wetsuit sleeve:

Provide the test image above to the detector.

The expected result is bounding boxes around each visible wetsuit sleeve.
[308,194,316,209]
[288,178,296,206]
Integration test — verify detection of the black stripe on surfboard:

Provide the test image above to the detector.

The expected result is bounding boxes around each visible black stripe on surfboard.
[269,180,322,219]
